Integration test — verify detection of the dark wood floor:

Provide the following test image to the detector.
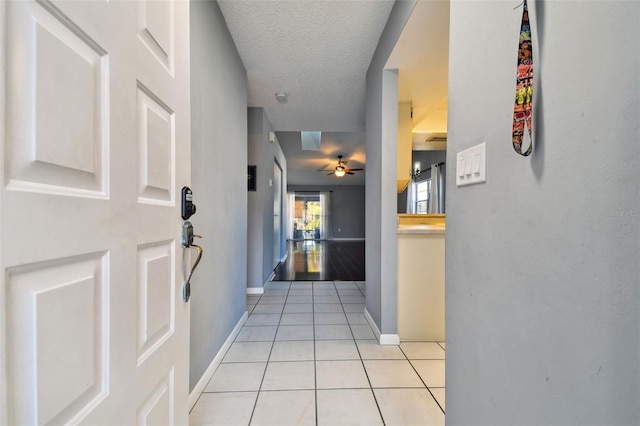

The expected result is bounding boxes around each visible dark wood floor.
[273,240,365,281]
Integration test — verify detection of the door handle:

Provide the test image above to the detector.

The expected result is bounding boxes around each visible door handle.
[182,221,203,302]
[183,243,202,302]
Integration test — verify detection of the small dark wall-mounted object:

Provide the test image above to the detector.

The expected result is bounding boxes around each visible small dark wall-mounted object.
[248,165,257,191]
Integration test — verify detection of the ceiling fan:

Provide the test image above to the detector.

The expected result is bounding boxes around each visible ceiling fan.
[319,155,363,177]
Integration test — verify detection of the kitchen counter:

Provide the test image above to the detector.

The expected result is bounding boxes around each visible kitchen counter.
[398,224,445,234]
[397,221,445,341]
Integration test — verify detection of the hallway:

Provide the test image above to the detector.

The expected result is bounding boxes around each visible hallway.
[189,280,445,425]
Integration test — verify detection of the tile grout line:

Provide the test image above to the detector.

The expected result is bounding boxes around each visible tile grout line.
[312,281,319,426]
[198,291,266,398]
[339,280,387,426]
[202,276,450,423]
[398,345,446,415]
[246,281,290,426]
[193,291,266,418]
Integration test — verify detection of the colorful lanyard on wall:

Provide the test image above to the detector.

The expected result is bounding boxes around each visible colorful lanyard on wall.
[512,0,533,156]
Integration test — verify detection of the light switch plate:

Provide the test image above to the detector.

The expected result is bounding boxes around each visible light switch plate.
[456,142,486,187]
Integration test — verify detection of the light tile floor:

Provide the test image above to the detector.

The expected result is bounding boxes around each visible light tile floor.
[190,281,445,426]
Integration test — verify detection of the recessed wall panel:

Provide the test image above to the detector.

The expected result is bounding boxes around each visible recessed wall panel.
[137,83,175,205]
[6,252,108,425]
[6,2,108,198]
[137,241,175,364]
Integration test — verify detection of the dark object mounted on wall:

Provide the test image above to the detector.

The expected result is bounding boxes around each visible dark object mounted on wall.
[248,165,257,191]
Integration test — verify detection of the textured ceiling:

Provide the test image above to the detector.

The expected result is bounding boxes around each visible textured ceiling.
[218,0,394,185]
[218,0,395,133]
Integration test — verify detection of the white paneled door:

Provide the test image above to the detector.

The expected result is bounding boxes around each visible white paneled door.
[1,0,191,424]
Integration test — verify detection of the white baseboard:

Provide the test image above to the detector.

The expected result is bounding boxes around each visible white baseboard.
[380,333,400,345]
[280,252,288,263]
[266,271,276,284]
[246,287,264,295]
[364,307,400,346]
[189,311,248,411]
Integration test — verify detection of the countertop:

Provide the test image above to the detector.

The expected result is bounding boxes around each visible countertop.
[398,224,446,235]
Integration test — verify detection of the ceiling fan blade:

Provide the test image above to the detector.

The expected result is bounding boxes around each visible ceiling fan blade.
[346,171,355,175]
[327,172,335,176]
[346,168,363,171]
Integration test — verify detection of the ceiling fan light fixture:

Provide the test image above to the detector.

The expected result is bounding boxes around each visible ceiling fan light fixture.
[335,169,346,177]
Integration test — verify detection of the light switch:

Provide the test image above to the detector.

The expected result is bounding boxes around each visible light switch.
[456,142,486,186]
[464,158,472,176]
[472,154,481,174]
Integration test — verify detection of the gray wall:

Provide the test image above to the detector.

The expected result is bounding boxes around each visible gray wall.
[189,1,248,391]
[365,0,417,335]
[247,108,288,289]
[446,1,640,424]
[288,185,365,239]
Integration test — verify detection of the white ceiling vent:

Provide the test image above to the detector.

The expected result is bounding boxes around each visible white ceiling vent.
[413,132,447,151]
[425,133,447,143]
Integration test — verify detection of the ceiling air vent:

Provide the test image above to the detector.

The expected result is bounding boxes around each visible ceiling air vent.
[425,135,447,143]
[413,132,447,151]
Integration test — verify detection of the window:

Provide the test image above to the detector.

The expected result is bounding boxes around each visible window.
[416,179,431,214]
[292,193,321,240]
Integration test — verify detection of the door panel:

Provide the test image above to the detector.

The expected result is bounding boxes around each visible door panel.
[137,0,175,75]
[137,82,175,205]
[6,253,108,425]
[1,0,191,424]
[5,0,108,197]
[137,241,175,364]
[137,371,174,425]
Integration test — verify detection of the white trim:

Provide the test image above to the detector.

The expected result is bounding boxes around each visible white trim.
[246,287,264,295]
[266,271,276,284]
[280,252,288,263]
[380,334,400,345]
[188,311,248,411]
[330,237,365,241]
[364,307,400,346]
[364,307,381,340]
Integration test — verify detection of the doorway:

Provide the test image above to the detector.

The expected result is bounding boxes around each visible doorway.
[291,193,322,241]
[274,161,283,268]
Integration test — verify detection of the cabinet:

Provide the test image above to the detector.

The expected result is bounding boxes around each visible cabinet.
[397,224,445,341]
